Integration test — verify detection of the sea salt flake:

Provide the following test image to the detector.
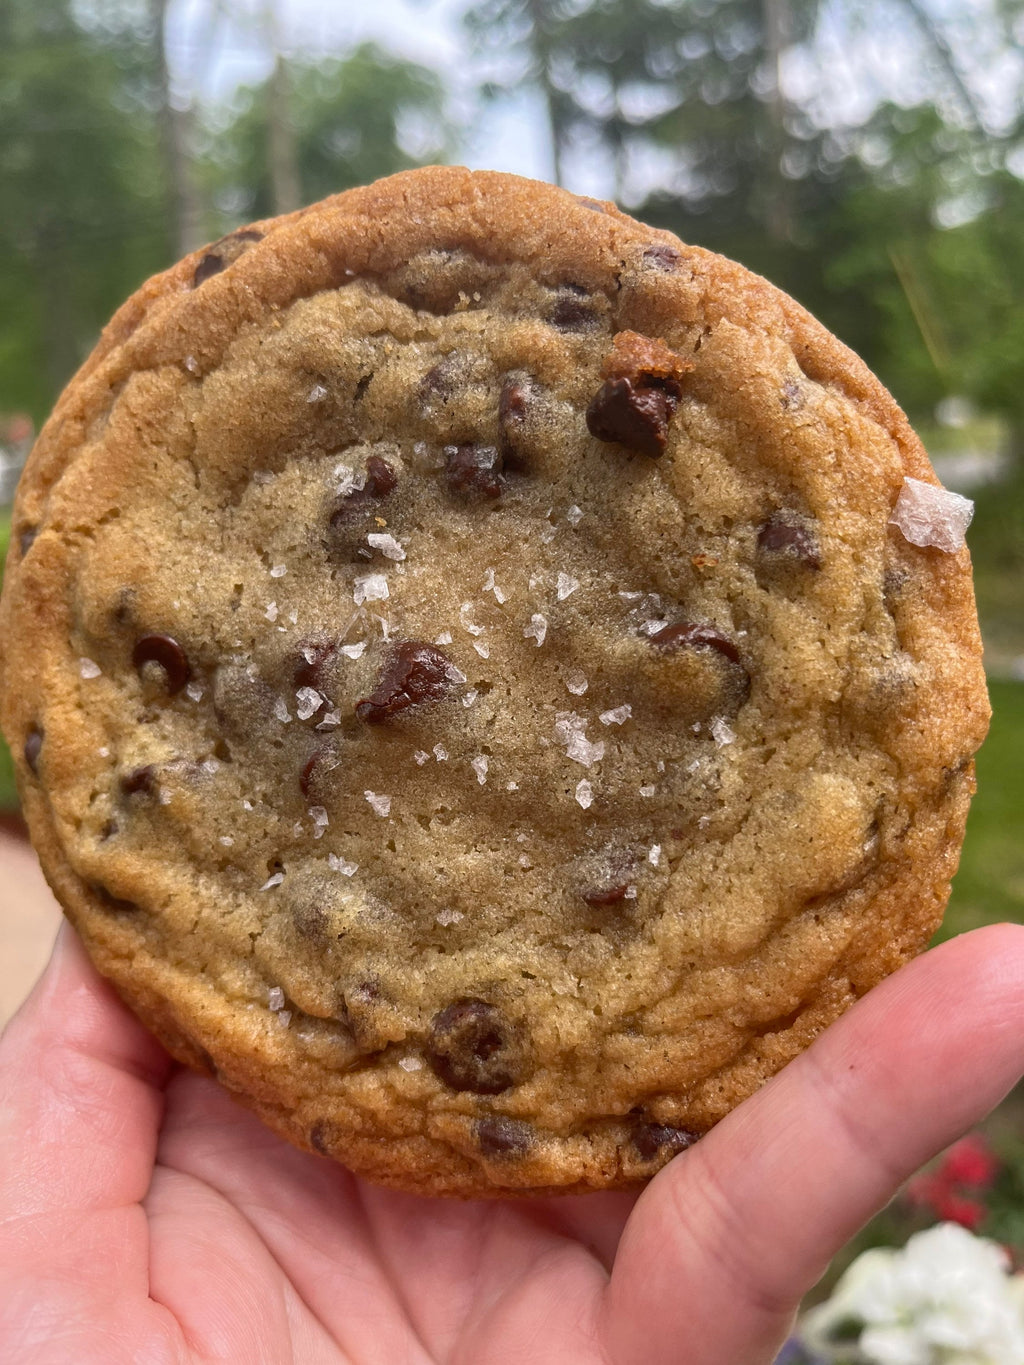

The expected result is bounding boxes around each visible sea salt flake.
[365,791,391,817]
[698,815,711,830]
[243,799,254,811]
[524,613,548,646]
[648,844,662,867]
[446,661,468,684]
[268,987,286,1011]
[295,687,323,721]
[565,671,589,695]
[567,504,583,526]
[265,602,279,622]
[436,907,463,926]
[473,640,490,659]
[183,354,200,375]
[186,681,204,702]
[556,572,580,601]
[274,697,292,723]
[276,1011,292,1028]
[890,476,974,553]
[317,709,341,728]
[200,758,220,775]
[98,746,110,758]
[460,602,484,635]
[471,755,489,784]
[328,853,358,876]
[219,835,234,847]
[711,717,735,747]
[435,631,453,645]
[260,873,284,891]
[639,784,656,797]
[306,383,328,403]
[575,779,594,809]
[566,733,605,767]
[433,744,448,761]
[493,585,508,604]
[506,780,519,790]
[413,750,429,765]
[600,704,632,726]
[353,574,388,606]
[372,613,391,642]
[483,568,496,591]
[462,689,478,708]
[687,758,703,774]
[640,617,667,636]
[341,641,367,660]
[79,658,101,679]
[309,806,329,838]
[287,610,298,625]
[252,469,273,485]
[398,1056,423,1072]
[367,532,406,561]
[619,590,643,603]
[624,885,638,899]
[269,564,287,578]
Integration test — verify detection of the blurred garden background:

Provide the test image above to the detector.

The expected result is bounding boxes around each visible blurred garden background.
[1,0,1022,1343]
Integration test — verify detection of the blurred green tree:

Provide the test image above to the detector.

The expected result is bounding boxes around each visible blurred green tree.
[0,0,171,421]
[205,42,454,226]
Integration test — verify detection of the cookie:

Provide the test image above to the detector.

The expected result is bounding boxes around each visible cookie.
[0,167,989,1196]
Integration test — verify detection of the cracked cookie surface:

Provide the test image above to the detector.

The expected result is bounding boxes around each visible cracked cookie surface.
[0,167,989,1195]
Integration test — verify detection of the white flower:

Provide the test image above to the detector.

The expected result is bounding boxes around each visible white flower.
[800,1224,1024,1364]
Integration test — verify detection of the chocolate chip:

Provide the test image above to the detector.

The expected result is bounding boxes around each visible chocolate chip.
[192,228,264,288]
[427,998,520,1094]
[551,287,600,333]
[133,634,191,694]
[355,641,455,723]
[293,902,328,941]
[18,526,38,557]
[587,378,677,457]
[23,727,43,774]
[642,243,682,272]
[309,1121,334,1156]
[649,622,742,666]
[476,1116,534,1157]
[120,765,156,796]
[299,746,323,798]
[757,511,822,569]
[631,1122,699,1162]
[294,638,338,692]
[576,195,608,213]
[582,882,629,907]
[443,444,504,498]
[329,456,398,529]
[586,331,692,457]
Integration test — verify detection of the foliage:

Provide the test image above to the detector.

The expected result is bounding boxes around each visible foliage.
[205,43,454,227]
[0,0,171,425]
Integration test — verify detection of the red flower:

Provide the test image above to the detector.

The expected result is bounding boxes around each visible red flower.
[905,1135,1000,1231]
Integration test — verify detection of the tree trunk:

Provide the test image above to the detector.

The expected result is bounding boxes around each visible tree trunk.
[151,0,204,257]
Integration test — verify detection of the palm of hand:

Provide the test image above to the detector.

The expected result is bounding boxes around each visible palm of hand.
[3,922,1024,1365]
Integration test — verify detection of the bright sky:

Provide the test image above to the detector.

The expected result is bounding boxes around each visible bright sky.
[163,0,1023,202]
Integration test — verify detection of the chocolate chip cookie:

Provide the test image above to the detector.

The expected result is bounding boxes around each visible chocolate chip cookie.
[0,167,989,1196]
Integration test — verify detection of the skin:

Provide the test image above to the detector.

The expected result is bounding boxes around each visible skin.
[2,922,1024,1365]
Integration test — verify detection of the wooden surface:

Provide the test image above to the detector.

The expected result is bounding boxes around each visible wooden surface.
[0,829,62,1029]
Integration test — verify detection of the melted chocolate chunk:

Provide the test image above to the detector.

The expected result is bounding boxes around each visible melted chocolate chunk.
[294,638,338,692]
[329,456,398,528]
[550,284,601,333]
[427,998,520,1094]
[642,243,683,272]
[631,1122,700,1162]
[582,882,629,907]
[299,745,324,798]
[133,634,191,694]
[309,1121,335,1156]
[192,228,264,288]
[587,331,691,456]
[757,511,822,569]
[587,378,676,457]
[120,765,156,796]
[443,444,505,499]
[23,726,43,774]
[649,622,742,666]
[476,1116,534,1157]
[18,526,38,557]
[355,641,454,723]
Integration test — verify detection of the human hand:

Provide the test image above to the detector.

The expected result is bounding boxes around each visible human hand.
[3,921,1023,1365]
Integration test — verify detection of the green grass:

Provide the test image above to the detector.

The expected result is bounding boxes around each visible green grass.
[942,678,1024,937]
